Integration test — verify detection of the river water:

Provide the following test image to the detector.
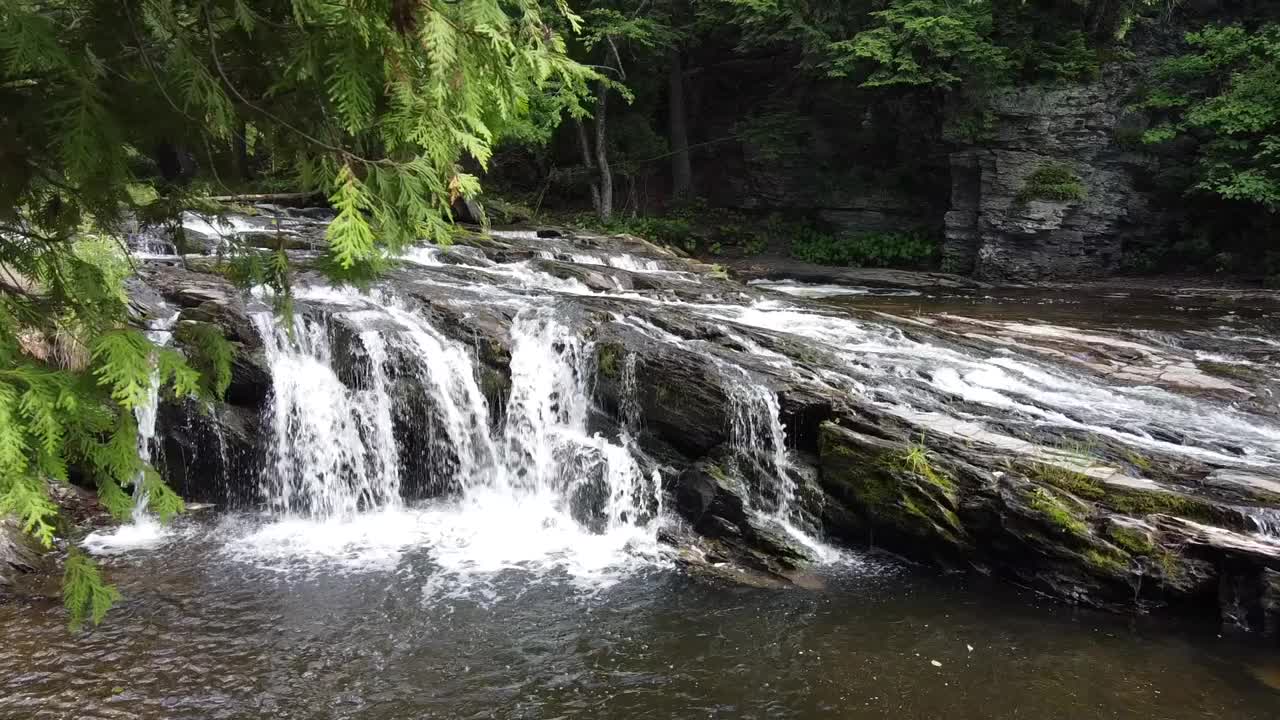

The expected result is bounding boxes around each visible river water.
[3,514,1279,719]
[4,225,1280,718]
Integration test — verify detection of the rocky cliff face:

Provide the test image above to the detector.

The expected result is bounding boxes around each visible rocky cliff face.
[943,65,1172,280]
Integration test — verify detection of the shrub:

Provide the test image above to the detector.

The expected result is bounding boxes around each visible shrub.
[1017,163,1086,203]
[791,227,937,268]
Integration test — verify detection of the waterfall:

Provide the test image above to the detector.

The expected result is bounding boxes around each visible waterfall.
[1247,508,1280,539]
[379,301,503,494]
[619,351,642,435]
[82,309,182,553]
[253,311,402,518]
[131,310,181,519]
[502,311,657,530]
[240,295,661,579]
[723,365,795,516]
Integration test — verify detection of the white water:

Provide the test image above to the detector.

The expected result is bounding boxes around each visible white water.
[1247,508,1280,538]
[750,279,920,299]
[253,311,402,517]
[93,217,1280,582]
[217,295,664,592]
[700,300,1280,468]
[84,309,181,554]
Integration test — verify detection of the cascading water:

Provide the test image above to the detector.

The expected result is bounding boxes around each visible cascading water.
[725,367,794,515]
[252,311,402,517]
[225,292,664,585]
[1246,508,1280,539]
[82,309,181,553]
[501,310,657,530]
[98,211,1280,605]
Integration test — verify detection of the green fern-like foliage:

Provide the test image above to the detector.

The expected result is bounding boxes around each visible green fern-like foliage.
[1,0,592,630]
[63,549,122,632]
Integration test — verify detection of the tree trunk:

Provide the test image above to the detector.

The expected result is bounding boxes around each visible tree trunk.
[668,48,693,200]
[593,85,613,222]
[233,119,250,181]
[575,119,601,215]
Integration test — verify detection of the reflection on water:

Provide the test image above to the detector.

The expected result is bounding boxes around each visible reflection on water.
[3,512,1278,720]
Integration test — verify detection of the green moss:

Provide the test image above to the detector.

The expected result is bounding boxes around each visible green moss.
[1085,548,1130,575]
[1156,549,1186,579]
[1103,486,1216,521]
[1030,463,1106,500]
[596,343,621,379]
[1121,449,1153,472]
[890,441,956,494]
[1030,462,1222,524]
[1106,524,1155,555]
[1197,360,1253,382]
[1028,487,1089,536]
[1017,162,1086,204]
[821,427,962,542]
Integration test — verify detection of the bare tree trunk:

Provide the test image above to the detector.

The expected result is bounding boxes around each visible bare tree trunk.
[575,119,601,215]
[668,48,693,200]
[233,119,250,181]
[593,86,613,222]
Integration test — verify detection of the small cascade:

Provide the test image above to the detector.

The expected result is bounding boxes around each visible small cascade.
[127,227,179,258]
[718,362,836,557]
[379,301,503,494]
[237,293,662,579]
[724,366,794,516]
[607,254,663,273]
[131,309,181,518]
[1246,508,1280,539]
[253,311,401,518]
[619,351,642,435]
[502,311,658,530]
[83,308,181,553]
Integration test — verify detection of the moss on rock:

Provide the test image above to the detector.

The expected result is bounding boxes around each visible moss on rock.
[595,342,622,379]
[1026,487,1089,536]
[818,423,966,550]
[1106,523,1156,555]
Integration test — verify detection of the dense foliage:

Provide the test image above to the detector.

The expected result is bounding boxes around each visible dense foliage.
[1142,23,1280,209]
[1017,163,1087,204]
[791,227,937,268]
[1,0,591,628]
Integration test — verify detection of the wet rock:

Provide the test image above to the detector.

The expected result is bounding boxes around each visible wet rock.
[727,259,989,291]
[817,422,968,563]
[673,463,810,574]
[128,210,1280,638]
[0,519,39,587]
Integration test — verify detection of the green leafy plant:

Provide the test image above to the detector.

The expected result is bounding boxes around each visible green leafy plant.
[1140,24,1280,209]
[1017,163,1086,203]
[791,226,938,268]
